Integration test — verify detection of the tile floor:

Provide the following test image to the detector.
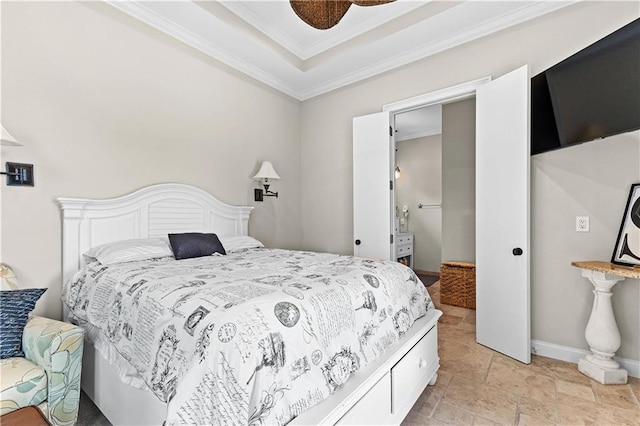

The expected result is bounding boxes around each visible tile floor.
[77,393,110,426]
[402,282,640,426]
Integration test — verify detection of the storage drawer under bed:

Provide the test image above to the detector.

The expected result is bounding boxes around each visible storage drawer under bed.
[337,373,391,425]
[391,324,438,416]
[336,325,438,425]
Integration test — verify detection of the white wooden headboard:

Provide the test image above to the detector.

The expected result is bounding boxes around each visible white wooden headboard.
[57,183,253,284]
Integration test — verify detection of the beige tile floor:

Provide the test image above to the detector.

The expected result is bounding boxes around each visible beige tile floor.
[403,282,640,426]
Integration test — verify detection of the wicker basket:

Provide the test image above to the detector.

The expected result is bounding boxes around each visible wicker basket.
[440,261,476,309]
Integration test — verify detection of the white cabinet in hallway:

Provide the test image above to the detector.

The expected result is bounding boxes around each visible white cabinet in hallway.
[396,232,414,269]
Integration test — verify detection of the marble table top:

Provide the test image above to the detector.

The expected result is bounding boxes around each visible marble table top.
[571,261,640,280]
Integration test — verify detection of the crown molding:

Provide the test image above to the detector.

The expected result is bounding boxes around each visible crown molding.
[105,0,301,99]
[296,1,573,100]
[105,1,575,101]
[219,1,425,60]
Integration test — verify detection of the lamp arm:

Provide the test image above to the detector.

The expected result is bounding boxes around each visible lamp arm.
[263,183,278,198]
[254,175,279,201]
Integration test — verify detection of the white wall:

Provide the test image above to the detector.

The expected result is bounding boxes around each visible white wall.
[1,2,302,320]
[395,135,442,272]
[300,3,640,360]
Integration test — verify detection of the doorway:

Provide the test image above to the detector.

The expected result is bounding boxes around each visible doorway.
[393,104,444,278]
[393,99,476,286]
[354,68,531,363]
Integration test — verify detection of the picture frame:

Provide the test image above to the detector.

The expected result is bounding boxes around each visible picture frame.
[611,183,640,267]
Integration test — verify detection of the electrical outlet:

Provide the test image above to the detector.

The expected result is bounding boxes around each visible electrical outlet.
[576,216,590,232]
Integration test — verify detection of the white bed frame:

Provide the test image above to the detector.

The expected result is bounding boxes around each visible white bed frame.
[58,183,441,425]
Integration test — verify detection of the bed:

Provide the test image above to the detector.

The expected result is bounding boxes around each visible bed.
[58,183,442,425]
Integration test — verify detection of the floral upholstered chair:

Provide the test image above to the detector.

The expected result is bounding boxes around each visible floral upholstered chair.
[0,266,84,425]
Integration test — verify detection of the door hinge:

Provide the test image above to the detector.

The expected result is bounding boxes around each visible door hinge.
[389,126,393,137]
[390,234,394,244]
[390,180,393,190]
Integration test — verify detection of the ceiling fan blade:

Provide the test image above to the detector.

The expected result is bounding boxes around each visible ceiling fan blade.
[290,0,352,30]
[350,0,395,6]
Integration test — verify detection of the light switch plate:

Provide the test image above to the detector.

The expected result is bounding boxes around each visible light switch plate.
[576,216,590,232]
[5,162,34,186]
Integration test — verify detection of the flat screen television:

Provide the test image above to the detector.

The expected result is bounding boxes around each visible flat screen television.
[531,18,640,155]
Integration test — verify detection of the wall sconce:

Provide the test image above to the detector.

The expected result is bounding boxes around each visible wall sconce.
[1,124,22,147]
[253,161,280,202]
[0,124,34,186]
[395,166,402,179]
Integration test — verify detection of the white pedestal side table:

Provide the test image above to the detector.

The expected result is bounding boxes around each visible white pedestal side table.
[571,261,639,385]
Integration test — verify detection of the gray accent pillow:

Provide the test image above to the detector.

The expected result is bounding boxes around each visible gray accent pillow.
[169,233,226,260]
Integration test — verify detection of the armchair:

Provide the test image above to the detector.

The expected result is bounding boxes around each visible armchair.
[0,316,84,425]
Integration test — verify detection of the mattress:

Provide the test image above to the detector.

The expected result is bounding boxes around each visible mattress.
[63,248,434,425]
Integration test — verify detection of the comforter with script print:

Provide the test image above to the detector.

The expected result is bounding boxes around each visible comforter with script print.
[64,248,434,425]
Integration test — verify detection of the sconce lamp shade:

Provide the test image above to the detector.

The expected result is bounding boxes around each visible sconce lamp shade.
[1,125,22,147]
[253,161,281,180]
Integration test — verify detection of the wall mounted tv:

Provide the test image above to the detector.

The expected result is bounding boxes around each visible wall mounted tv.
[531,18,640,155]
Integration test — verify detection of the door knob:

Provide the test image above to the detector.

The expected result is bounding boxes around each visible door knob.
[355,239,361,245]
[512,247,523,256]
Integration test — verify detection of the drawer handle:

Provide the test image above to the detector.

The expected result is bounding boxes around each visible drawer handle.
[418,359,428,369]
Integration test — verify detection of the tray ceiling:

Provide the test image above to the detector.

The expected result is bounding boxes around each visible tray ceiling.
[107,0,572,100]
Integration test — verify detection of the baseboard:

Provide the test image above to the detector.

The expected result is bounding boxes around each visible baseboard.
[414,269,439,277]
[531,339,639,379]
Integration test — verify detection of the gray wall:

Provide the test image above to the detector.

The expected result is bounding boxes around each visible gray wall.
[531,131,640,360]
[395,135,442,272]
[1,2,303,320]
[441,99,476,264]
[300,3,640,361]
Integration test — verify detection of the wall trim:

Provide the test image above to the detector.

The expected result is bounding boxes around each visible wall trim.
[396,128,442,142]
[382,77,491,114]
[105,0,300,99]
[105,2,572,100]
[531,339,639,379]
[414,269,439,277]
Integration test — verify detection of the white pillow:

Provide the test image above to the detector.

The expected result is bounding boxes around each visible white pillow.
[219,236,264,253]
[84,237,173,265]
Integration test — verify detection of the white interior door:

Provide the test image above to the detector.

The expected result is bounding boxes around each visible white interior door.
[476,65,531,363]
[353,112,394,261]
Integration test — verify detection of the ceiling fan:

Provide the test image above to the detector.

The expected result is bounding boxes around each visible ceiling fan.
[290,0,396,30]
